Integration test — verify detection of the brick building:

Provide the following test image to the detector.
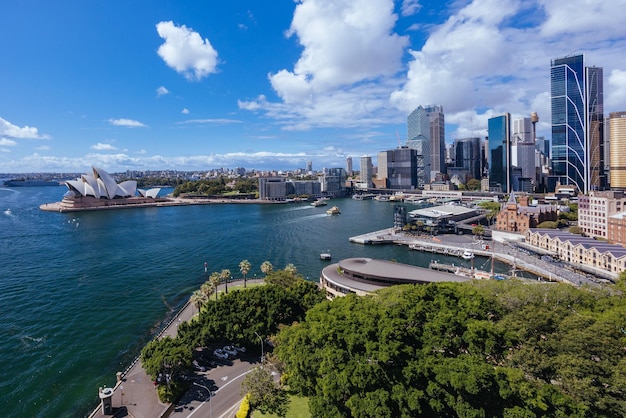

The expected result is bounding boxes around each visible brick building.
[495,192,558,233]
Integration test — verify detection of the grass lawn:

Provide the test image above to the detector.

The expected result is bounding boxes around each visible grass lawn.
[253,393,310,418]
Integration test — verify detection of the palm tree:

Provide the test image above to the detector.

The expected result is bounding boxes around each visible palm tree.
[220,269,232,294]
[284,263,297,276]
[200,281,213,299]
[239,259,252,288]
[190,289,208,313]
[209,272,221,301]
[260,261,273,276]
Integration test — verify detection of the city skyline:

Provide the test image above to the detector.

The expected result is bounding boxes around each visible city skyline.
[1,0,626,173]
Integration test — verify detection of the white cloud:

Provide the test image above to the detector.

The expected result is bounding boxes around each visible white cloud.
[0,117,50,139]
[181,108,190,114]
[108,118,147,128]
[606,69,626,111]
[401,0,421,17]
[156,86,169,97]
[539,0,626,40]
[0,138,17,146]
[156,21,219,81]
[34,145,50,151]
[91,143,118,151]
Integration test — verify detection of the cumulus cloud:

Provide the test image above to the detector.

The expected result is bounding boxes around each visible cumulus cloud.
[156,21,219,81]
[606,69,626,111]
[108,118,147,128]
[0,138,17,146]
[401,0,421,17]
[178,118,242,125]
[0,117,50,139]
[181,108,190,114]
[156,86,169,97]
[91,143,118,151]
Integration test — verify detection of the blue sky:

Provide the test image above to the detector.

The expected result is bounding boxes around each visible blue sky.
[1,0,626,173]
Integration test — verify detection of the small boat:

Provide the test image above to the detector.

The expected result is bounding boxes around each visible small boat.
[320,252,332,260]
[461,250,474,260]
[326,206,340,215]
[311,199,328,207]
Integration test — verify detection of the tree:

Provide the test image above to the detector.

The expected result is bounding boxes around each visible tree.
[221,269,232,294]
[239,259,252,288]
[141,336,192,381]
[472,224,485,236]
[260,261,273,276]
[241,366,289,417]
[190,289,208,313]
[467,178,482,191]
[284,263,297,275]
[209,272,221,300]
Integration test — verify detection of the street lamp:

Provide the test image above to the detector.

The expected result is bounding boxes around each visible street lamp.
[193,382,212,418]
[254,331,264,362]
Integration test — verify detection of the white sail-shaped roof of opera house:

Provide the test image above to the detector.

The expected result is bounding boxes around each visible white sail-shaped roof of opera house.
[65,166,161,199]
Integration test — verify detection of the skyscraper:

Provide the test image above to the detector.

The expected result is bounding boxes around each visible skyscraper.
[550,54,605,193]
[488,113,511,192]
[345,157,353,176]
[377,147,418,189]
[511,117,536,190]
[425,105,446,178]
[610,112,626,189]
[407,106,429,142]
[360,156,373,188]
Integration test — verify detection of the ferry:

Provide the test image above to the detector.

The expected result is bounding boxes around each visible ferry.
[326,206,340,215]
[311,199,328,207]
[320,252,332,261]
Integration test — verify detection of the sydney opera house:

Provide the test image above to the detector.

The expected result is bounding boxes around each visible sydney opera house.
[53,166,167,211]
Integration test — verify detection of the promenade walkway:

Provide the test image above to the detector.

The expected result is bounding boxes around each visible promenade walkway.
[88,279,263,418]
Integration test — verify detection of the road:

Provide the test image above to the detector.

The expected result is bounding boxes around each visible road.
[169,355,261,418]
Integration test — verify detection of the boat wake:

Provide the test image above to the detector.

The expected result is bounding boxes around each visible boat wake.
[3,208,13,217]
[20,335,46,349]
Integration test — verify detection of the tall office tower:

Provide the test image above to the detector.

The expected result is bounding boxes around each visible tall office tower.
[604,116,611,186]
[453,137,482,180]
[360,155,373,187]
[407,105,431,187]
[511,117,536,189]
[550,54,605,193]
[488,113,511,192]
[306,160,313,173]
[425,105,446,178]
[345,157,353,176]
[536,136,550,157]
[610,112,626,189]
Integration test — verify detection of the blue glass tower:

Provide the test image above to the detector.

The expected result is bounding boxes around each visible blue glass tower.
[488,113,511,192]
[551,54,604,193]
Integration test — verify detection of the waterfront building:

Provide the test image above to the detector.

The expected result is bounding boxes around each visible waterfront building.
[610,112,626,189]
[495,192,557,233]
[320,257,468,299]
[488,113,511,192]
[526,229,626,276]
[258,177,321,200]
[578,191,626,239]
[550,54,605,193]
[359,156,373,188]
[377,147,418,189]
[320,167,347,196]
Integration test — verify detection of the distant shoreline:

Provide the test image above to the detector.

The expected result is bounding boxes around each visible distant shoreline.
[39,197,288,212]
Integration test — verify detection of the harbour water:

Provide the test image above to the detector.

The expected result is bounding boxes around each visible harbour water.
[0,185,506,417]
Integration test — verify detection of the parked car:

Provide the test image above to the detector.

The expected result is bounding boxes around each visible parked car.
[234,345,246,353]
[213,349,229,360]
[223,346,238,357]
[192,360,206,372]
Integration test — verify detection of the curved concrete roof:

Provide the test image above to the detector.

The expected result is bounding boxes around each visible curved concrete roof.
[65,167,137,199]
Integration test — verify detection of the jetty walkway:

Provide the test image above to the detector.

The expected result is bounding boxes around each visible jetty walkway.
[349,229,590,285]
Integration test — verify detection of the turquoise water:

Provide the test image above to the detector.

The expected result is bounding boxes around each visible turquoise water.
[0,186,502,417]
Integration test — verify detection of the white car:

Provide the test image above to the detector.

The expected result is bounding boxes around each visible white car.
[213,349,229,360]
[192,360,206,372]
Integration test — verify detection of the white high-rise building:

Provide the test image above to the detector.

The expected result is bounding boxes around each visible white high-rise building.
[511,117,536,189]
[360,156,373,188]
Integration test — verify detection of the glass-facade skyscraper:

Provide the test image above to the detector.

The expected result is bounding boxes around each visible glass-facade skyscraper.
[550,54,604,193]
[488,113,511,192]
